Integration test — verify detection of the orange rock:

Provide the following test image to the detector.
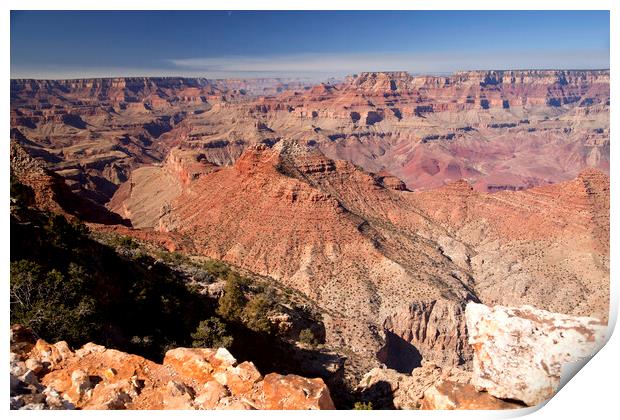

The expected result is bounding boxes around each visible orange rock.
[194,381,230,409]
[162,348,217,383]
[6,330,337,410]
[225,361,262,396]
[31,339,74,368]
[421,381,523,410]
[261,373,335,410]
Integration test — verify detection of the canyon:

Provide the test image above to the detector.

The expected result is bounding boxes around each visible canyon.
[9,69,610,409]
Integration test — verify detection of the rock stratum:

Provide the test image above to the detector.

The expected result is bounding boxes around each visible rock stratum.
[11,70,609,204]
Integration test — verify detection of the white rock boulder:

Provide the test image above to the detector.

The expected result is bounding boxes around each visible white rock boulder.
[466,302,607,406]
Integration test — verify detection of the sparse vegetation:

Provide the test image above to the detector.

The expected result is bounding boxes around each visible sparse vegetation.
[109,235,139,250]
[10,184,213,359]
[10,260,98,344]
[201,259,231,278]
[191,317,233,348]
[242,291,276,333]
[217,273,248,321]
[216,272,276,334]
[353,401,373,410]
[298,328,318,346]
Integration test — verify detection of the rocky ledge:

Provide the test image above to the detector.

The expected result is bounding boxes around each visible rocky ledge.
[10,301,607,410]
[9,325,334,410]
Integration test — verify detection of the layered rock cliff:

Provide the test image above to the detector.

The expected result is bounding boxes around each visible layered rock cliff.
[11,70,609,204]
[355,302,607,410]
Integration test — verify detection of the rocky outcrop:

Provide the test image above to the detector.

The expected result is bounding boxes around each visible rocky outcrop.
[10,140,128,225]
[10,325,335,410]
[355,362,471,409]
[421,381,523,410]
[466,303,607,406]
[381,299,472,369]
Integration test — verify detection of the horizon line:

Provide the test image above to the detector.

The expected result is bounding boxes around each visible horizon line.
[10,68,612,82]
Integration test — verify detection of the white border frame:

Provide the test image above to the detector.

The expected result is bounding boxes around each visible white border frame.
[2,2,616,419]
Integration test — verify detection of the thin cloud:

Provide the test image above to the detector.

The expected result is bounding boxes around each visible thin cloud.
[11,50,609,80]
[167,50,610,75]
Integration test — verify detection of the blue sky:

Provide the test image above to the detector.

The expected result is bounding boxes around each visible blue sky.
[10,10,610,79]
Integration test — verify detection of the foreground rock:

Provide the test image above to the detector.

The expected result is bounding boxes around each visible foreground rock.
[421,381,523,410]
[355,362,471,409]
[10,325,335,410]
[466,303,607,406]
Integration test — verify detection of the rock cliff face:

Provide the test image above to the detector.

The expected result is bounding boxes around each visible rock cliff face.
[10,325,334,410]
[11,70,609,205]
[10,140,127,225]
[381,300,472,370]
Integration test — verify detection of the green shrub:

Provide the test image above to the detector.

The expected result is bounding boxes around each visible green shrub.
[242,292,275,333]
[202,259,231,279]
[217,273,248,322]
[110,235,139,250]
[353,401,373,410]
[10,207,215,359]
[298,328,318,346]
[191,317,233,348]
[10,260,98,344]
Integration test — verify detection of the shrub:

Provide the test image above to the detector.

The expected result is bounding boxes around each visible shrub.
[10,260,98,344]
[242,292,275,333]
[298,328,318,346]
[353,401,373,410]
[202,259,231,279]
[110,235,139,250]
[191,317,233,348]
[10,208,216,359]
[217,273,248,322]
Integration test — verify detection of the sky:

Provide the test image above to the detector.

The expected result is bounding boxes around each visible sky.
[10,10,610,80]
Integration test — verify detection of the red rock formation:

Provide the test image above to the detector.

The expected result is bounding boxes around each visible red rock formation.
[10,140,127,225]
[11,70,609,203]
[10,325,335,410]
[106,142,607,374]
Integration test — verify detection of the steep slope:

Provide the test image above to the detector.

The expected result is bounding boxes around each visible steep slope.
[111,141,608,379]
[10,140,127,225]
[151,143,473,372]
